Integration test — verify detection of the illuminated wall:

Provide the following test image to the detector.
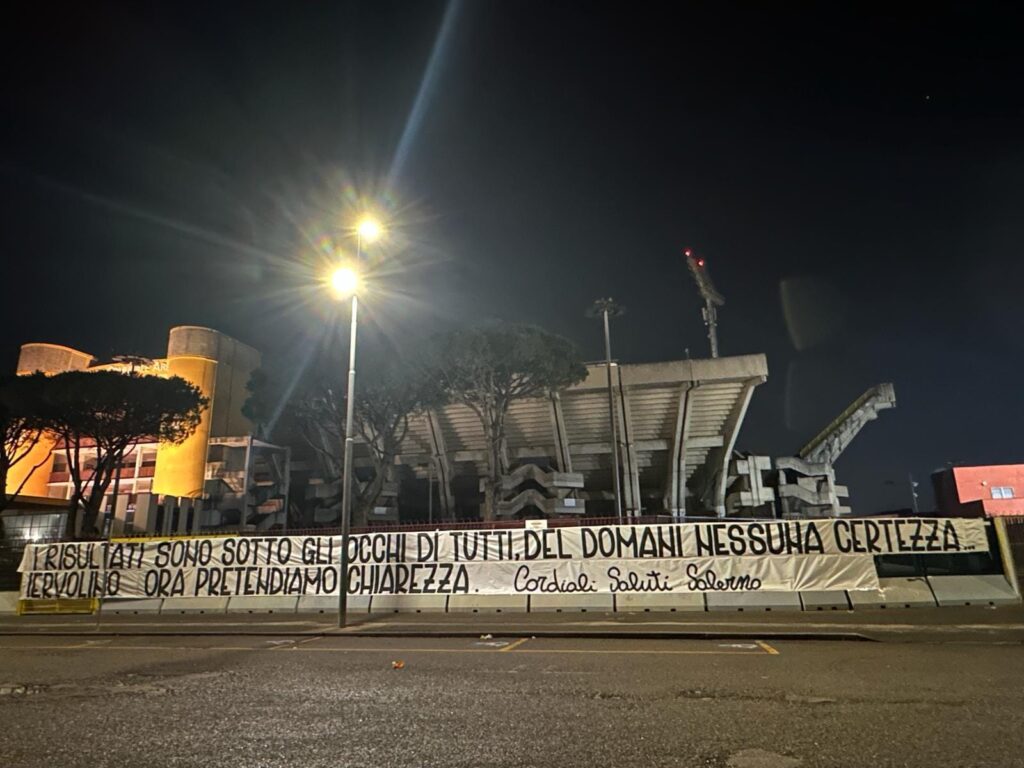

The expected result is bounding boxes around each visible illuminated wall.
[166,326,260,439]
[5,344,96,497]
[6,438,57,498]
[151,355,218,498]
[934,465,1024,518]
[5,327,260,503]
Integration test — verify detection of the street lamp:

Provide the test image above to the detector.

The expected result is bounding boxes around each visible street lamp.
[332,215,384,629]
[330,266,360,297]
[356,217,383,244]
[587,298,626,521]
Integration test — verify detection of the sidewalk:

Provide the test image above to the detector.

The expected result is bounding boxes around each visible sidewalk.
[2,606,1022,643]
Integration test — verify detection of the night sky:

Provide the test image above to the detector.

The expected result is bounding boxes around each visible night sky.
[3,2,1022,512]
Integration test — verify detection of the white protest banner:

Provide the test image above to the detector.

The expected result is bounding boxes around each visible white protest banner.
[18,517,988,600]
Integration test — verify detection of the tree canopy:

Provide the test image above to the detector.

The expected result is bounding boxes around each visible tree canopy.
[0,373,51,514]
[433,322,587,519]
[241,368,273,439]
[291,346,442,526]
[42,371,208,536]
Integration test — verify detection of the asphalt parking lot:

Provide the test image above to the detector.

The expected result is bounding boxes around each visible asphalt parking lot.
[1,634,1022,768]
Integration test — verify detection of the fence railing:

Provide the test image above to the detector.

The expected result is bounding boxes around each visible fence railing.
[77,514,730,541]
[0,539,22,592]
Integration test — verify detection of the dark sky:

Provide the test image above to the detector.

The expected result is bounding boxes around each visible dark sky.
[3,2,1023,512]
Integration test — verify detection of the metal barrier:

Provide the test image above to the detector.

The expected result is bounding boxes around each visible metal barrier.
[0,538,22,592]
[1001,517,1024,594]
[18,598,97,615]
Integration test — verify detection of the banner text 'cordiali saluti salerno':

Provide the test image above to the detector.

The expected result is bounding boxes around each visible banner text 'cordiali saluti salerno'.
[18,518,988,600]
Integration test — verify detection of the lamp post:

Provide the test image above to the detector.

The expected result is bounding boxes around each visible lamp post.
[587,298,625,521]
[333,216,383,629]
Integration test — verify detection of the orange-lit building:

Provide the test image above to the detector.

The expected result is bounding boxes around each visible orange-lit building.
[932,464,1024,518]
[3,326,289,537]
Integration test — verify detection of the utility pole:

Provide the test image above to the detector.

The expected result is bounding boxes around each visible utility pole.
[684,249,725,359]
[908,472,921,515]
[587,298,625,520]
[427,460,434,524]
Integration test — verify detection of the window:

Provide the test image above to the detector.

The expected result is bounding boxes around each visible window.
[0,513,66,543]
[991,486,1014,499]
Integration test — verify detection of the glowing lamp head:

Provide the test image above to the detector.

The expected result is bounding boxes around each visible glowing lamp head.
[356,216,383,243]
[696,258,705,267]
[330,266,360,297]
[684,248,693,258]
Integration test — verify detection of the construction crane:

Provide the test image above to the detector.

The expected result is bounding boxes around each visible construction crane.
[684,248,725,358]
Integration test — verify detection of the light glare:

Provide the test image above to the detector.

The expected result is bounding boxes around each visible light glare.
[357,217,383,243]
[331,266,360,297]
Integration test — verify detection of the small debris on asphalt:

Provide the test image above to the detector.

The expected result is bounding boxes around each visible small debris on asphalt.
[391,660,405,670]
[784,694,835,705]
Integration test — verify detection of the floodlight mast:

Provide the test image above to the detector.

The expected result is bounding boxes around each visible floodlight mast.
[684,249,725,359]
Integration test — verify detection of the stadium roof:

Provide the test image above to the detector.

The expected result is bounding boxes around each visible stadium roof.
[395,354,768,517]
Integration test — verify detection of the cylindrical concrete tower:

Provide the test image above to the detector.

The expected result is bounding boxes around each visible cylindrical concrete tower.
[152,327,260,499]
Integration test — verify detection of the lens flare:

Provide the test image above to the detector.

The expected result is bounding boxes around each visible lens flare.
[357,217,383,243]
[331,266,360,297]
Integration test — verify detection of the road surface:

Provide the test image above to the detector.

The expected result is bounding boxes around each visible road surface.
[0,634,1021,767]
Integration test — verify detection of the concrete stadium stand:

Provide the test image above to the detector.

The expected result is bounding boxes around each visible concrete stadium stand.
[370,594,449,613]
[0,591,20,614]
[529,593,614,612]
[160,597,231,614]
[799,591,851,611]
[447,594,529,613]
[226,596,299,614]
[614,593,705,612]
[295,595,371,614]
[926,575,1020,607]
[706,591,802,612]
[848,577,937,609]
[99,598,164,614]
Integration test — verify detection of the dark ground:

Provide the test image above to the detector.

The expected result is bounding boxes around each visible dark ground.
[1,632,1021,768]
[4,605,1024,643]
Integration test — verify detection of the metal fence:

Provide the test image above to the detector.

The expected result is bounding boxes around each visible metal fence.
[99,514,730,540]
[0,538,23,592]
[874,519,1006,578]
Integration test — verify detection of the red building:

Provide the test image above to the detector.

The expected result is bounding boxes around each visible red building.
[932,464,1024,518]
